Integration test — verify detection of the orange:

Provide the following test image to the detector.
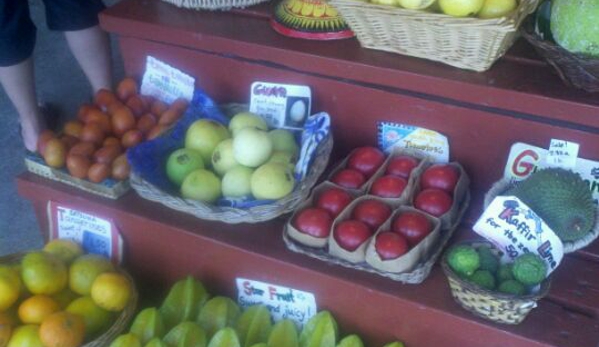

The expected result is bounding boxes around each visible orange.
[69,254,114,295]
[0,311,13,347]
[18,295,61,324]
[0,266,21,311]
[43,240,83,265]
[7,324,43,347]
[39,312,85,347]
[21,252,68,295]
[90,273,131,312]
[66,296,114,339]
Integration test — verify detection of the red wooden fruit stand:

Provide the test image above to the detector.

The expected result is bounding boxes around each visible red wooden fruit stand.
[17,0,599,346]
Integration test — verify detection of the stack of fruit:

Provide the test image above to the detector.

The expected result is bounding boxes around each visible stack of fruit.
[166,112,299,204]
[0,239,134,347]
[108,275,406,347]
[36,77,188,183]
[369,0,519,19]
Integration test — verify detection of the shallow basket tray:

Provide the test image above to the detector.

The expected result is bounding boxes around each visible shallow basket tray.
[1,251,138,347]
[160,0,270,11]
[441,241,550,325]
[130,133,333,224]
[283,190,470,284]
[328,0,540,71]
[520,16,599,93]
[484,178,599,253]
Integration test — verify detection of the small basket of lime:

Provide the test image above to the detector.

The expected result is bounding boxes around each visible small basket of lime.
[441,241,551,325]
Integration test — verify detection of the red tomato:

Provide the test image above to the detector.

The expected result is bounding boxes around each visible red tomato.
[331,169,366,189]
[420,164,460,193]
[294,208,333,238]
[347,146,385,178]
[369,175,407,198]
[351,199,392,231]
[334,220,372,251]
[385,155,419,179]
[414,189,453,217]
[375,232,409,260]
[392,211,433,247]
[315,188,353,218]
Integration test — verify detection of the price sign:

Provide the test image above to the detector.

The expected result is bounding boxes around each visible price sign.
[236,278,317,328]
[140,56,195,104]
[249,82,312,130]
[378,122,449,163]
[546,139,579,169]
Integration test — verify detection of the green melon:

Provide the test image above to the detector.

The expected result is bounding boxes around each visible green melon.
[551,0,599,57]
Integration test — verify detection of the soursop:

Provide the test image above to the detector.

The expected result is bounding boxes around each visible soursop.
[551,0,599,57]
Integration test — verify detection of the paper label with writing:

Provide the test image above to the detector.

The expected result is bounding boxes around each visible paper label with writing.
[473,196,563,274]
[503,142,599,205]
[249,82,311,130]
[140,56,195,104]
[236,278,316,328]
[378,122,449,163]
[47,202,123,264]
[546,139,579,169]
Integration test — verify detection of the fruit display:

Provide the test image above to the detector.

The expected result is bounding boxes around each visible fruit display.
[0,239,136,347]
[366,0,518,18]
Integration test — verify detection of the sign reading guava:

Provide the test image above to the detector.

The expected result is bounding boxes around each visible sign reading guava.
[140,56,195,104]
[377,122,449,163]
[249,82,312,131]
[236,278,317,328]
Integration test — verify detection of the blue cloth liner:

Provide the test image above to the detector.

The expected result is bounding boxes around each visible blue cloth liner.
[128,88,330,208]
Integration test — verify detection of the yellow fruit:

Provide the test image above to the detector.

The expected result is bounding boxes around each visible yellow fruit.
[477,0,517,18]
[91,273,131,312]
[0,312,13,347]
[370,0,399,5]
[43,240,83,265]
[7,324,43,347]
[439,0,484,16]
[66,296,114,339]
[39,312,85,347]
[21,252,68,295]
[18,295,61,324]
[69,254,114,295]
[109,333,142,347]
[51,288,78,309]
[398,0,436,9]
[0,266,21,311]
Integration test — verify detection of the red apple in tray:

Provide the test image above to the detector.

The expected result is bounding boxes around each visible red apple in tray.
[420,164,460,193]
[374,231,409,260]
[347,146,385,178]
[331,169,366,190]
[315,187,353,218]
[392,211,433,247]
[351,199,392,231]
[294,207,333,239]
[414,188,453,217]
[369,175,408,199]
[385,155,420,179]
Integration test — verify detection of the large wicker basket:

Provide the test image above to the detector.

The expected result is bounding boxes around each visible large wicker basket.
[160,0,270,11]
[1,251,138,347]
[329,0,540,71]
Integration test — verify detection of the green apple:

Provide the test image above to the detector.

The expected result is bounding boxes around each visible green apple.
[251,163,295,200]
[222,166,254,198]
[268,129,299,156]
[166,148,205,186]
[267,151,296,172]
[181,169,222,203]
[233,128,273,168]
[185,119,230,163]
[212,139,240,176]
[229,112,268,137]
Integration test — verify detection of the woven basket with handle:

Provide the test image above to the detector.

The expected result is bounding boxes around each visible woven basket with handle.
[160,0,270,11]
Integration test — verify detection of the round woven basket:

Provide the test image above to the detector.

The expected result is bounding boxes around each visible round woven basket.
[441,241,551,325]
[160,0,270,11]
[0,251,138,346]
[483,178,599,253]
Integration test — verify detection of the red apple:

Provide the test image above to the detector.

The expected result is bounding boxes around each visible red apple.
[385,155,419,179]
[294,208,333,238]
[369,175,408,198]
[315,188,353,218]
[414,189,453,217]
[392,211,433,247]
[420,164,460,193]
[331,169,366,189]
[347,146,385,178]
[334,220,372,251]
[351,199,392,231]
[375,232,409,260]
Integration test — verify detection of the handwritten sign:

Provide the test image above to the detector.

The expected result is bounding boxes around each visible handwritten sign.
[140,56,195,104]
[47,202,123,264]
[546,139,579,169]
[249,82,312,130]
[236,278,317,328]
[473,196,563,275]
[378,122,449,163]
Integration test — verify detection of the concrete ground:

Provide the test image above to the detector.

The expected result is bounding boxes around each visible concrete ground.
[0,0,123,255]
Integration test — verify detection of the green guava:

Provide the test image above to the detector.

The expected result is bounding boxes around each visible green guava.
[551,0,599,57]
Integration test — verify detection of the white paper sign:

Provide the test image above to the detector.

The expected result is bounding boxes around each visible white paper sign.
[378,122,449,163]
[249,82,311,130]
[473,196,563,275]
[140,56,195,104]
[546,139,579,169]
[48,202,123,263]
[236,278,317,328]
[503,142,599,205]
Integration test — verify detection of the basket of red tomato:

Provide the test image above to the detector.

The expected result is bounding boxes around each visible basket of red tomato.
[283,146,470,284]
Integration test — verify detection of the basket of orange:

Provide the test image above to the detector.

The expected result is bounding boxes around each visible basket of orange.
[0,240,137,347]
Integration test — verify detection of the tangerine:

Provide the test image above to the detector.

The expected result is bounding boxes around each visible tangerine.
[0,266,21,311]
[18,295,61,324]
[21,252,68,295]
[69,255,114,295]
[43,240,83,265]
[66,296,114,339]
[91,273,131,312]
[39,312,85,347]
[7,324,43,347]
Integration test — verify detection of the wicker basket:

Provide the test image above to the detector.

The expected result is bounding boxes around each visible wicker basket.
[329,0,540,71]
[484,178,599,253]
[520,16,599,93]
[160,0,270,11]
[1,251,138,346]
[441,241,550,325]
